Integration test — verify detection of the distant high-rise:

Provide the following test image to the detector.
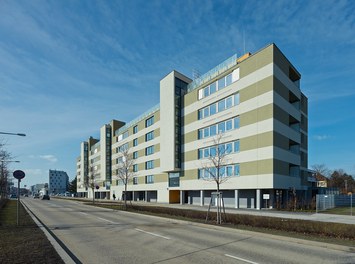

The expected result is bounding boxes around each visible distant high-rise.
[49,169,69,194]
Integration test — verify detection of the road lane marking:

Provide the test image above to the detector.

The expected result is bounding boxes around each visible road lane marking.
[96,217,119,224]
[79,212,88,216]
[135,228,170,240]
[225,254,259,264]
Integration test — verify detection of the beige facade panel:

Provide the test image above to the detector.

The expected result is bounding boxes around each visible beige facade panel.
[183,130,198,145]
[155,143,160,152]
[184,149,198,163]
[184,111,198,127]
[240,76,273,102]
[184,89,198,108]
[181,169,198,181]
[138,149,145,158]
[154,173,167,183]
[240,104,273,127]
[240,131,273,151]
[241,159,273,176]
[239,44,273,79]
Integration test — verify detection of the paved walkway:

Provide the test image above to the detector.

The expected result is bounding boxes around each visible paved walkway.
[77,198,355,225]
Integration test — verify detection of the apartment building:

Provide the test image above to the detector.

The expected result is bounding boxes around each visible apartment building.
[76,43,312,209]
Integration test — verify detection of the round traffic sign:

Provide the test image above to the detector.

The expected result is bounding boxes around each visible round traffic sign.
[13,170,25,180]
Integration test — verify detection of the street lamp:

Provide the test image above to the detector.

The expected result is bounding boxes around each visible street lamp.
[0,132,26,137]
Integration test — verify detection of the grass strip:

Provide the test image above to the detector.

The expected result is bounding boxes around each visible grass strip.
[0,200,65,264]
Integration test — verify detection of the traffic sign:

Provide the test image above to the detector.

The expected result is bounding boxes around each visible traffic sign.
[13,170,25,180]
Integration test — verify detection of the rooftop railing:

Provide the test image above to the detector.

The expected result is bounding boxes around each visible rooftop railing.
[187,53,238,92]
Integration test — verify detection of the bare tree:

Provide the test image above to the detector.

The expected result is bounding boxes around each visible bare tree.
[200,132,234,224]
[85,165,98,204]
[116,145,135,210]
[200,132,233,191]
[0,141,12,200]
[311,164,330,181]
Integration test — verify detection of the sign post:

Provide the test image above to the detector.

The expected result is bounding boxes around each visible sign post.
[13,170,25,226]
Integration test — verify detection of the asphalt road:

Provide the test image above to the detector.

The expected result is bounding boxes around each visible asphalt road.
[22,198,355,264]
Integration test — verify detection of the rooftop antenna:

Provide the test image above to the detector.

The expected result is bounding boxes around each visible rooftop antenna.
[192,68,201,80]
[243,28,246,54]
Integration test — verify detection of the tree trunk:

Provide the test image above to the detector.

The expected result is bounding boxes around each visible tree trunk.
[124,182,127,210]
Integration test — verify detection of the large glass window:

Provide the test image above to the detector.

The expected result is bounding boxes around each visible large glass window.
[198,140,240,159]
[133,138,138,146]
[210,82,216,94]
[145,145,154,155]
[198,93,239,120]
[133,125,138,134]
[133,164,138,172]
[145,160,154,170]
[133,177,138,185]
[145,175,154,184]
[198,116,240,140]
[133,151,138,159]
[145,131,154,141]
[145,116,154,127]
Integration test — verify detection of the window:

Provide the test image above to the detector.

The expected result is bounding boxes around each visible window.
[218,100,225,112]
[198,140,240,159]
[234,164,240,176]
[226,120,232,131]
[145,160,154,170]
[133,138,138,146]
[118,143,128,152]
[210,125,217,136]
[204,86,209,97]
[226,96,233,109]
[145,145,154,155]
[234,140,240,152]
[133,125,138,134]
[218,78,225,90]
[226,74,232,86]
[145,131,154,141]
[234,93,240,105]
[218,122,225,133]
[198,116,240,140]
[145,175,154,184]
[133,177,138,185]
[210,103,216,115]
[122,131,128,139]
[145,116,154,127]
[133,164,138,172]
[210,82,216,94]
[133,151,138,159]
[234,116,240,129]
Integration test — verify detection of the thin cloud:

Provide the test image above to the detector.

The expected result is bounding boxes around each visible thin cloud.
[314,135,331,141]
[39,155,58,163]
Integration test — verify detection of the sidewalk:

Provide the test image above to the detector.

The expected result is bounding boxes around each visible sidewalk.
[77,198,355,225]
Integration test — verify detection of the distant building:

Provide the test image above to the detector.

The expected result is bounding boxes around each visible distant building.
[49,170,69,194]
[30,183,46,195]
[76,43,312,209]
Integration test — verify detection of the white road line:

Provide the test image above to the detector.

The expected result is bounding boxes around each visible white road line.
[135,228,170,240]
[96,217,118,224]
[225,254,259,264]
[78,212,88,216]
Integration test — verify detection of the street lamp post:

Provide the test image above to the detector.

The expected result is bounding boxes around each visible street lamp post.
[0,132,26,137]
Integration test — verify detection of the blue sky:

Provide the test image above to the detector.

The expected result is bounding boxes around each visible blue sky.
[0,0,354,187]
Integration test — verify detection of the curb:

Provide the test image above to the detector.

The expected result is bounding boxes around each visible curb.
[21,200,81,264]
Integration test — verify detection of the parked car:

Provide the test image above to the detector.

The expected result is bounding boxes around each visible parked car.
[33,193,40,199]
[9,194,17,199]
[42,194,50,200]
